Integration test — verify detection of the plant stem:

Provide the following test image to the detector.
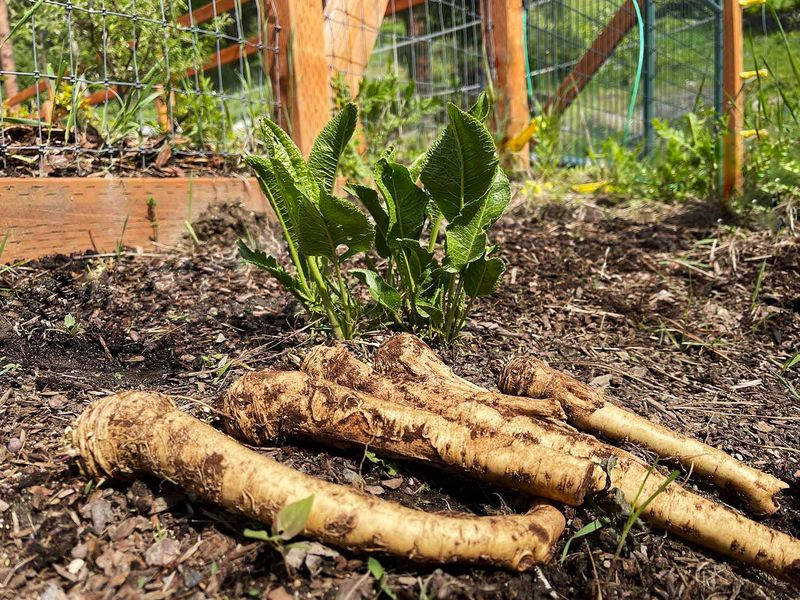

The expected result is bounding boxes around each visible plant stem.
[307,258,345,340]
[332,259,353,338]
[427,212,443,253]
[443,276,464,340]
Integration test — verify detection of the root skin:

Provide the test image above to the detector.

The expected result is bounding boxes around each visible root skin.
[499,356,789,517]
[366,336,565,420]
[224,370,600,506]
[69,391,565,570]
[374,335,800,584]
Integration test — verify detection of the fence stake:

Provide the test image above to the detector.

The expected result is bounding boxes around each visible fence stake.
[487,0,530,166]
[274,0,332,156]
[722,0,744,198]
[0,0,19,99]
[643,0,656,156]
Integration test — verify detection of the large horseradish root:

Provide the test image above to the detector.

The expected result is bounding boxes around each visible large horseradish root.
[498,355,789,517]
[68,391,566,570]
[223,370,604,506]
[337,334,799,584]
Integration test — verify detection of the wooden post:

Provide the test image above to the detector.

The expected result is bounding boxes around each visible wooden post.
[722,0,744,198]
[324,0,389,97]
[274,0,332,156]
[0,0,19,100]
[487,0,530,168]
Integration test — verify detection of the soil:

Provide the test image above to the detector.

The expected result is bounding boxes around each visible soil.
[1,198,798,599]
[0,125,239,177]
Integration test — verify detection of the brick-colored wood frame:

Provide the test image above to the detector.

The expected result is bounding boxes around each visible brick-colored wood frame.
[487,0,531,166]
[722,0,744,198]
[0,178,268,263]
[274,0,332,156]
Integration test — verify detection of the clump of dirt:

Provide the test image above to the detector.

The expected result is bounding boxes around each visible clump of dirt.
[1,199,797,598]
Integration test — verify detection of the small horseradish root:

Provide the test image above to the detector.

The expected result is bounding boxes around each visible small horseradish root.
[498,354,789,516]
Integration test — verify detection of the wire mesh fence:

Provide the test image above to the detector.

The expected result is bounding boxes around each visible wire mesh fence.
[323,0,493,163]
[524,0,722,163]
[0,0,280,176]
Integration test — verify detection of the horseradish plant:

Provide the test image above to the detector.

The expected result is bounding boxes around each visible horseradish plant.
[238,93,510,341]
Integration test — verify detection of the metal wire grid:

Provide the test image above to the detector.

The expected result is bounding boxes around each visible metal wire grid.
[0,0,280,175]
[323,0,492,155]
[525,0,721,163]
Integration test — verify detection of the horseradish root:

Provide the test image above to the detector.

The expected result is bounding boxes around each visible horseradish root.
[498,355,789,516]
[370,335,800,583]
[69,391,565,570]
[223,370,603,505]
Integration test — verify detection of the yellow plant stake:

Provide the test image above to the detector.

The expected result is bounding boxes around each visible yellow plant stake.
[571,181,607,194]
[506,115,544,152]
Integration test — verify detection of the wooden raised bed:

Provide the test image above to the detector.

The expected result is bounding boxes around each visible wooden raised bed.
[0,177,267,263]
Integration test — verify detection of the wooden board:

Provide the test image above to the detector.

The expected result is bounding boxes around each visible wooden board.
[274,0,331,156]
[545,0,641,115]
[722,0,744,198]
[324,0,390,96]
[177,0,256,27]
[0,177,269,263]
[488,0,531,165]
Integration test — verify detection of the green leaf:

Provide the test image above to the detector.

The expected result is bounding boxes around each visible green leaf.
[1,0,45,50]
[559,518,610,563]
[308,103,358,193]
[469,91,492,122]
[374,158,429,246]
[415,297,444,324]
[244,155,301,248]
[1,116,42,126]
[420,103,498,221]
[261,120,317,197]
[444,168,510,270]
[463,254,505,297]
[297,192,374,260]
[409,93,492,180]
[781,353,800,374]
[320,193,375,260]
[367,557,397,600]
[350,184,390,258]
[396,239,434,285]
[276,495,314,541]
[352,269,402,314]
[243,528,274,542]
[237,240,305,300]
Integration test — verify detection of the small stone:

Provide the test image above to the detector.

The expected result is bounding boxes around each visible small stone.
[753,421,774,433]
[89,498,115,534]
[71,543,88,559]
[144,538,181,567]
[0,499,10,512]
[67,558,84,575]
[48,395,67,410]
[381,477,403,490]
[7,438,22,453]
[590,374,614,388]
[267,587,294,600]
[215,333,226,343]
[39,583,67,600]
[183,568,203,589]
[341,468,361,484]
[364,485,384,496]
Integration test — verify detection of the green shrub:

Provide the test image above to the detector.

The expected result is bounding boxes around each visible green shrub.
[239,93,510,342]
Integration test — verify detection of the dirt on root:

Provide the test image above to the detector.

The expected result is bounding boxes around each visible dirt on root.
[1,198,798,599]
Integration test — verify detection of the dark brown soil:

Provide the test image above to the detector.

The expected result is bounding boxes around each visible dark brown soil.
[0,124,239,177]
[1,198,798,599]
